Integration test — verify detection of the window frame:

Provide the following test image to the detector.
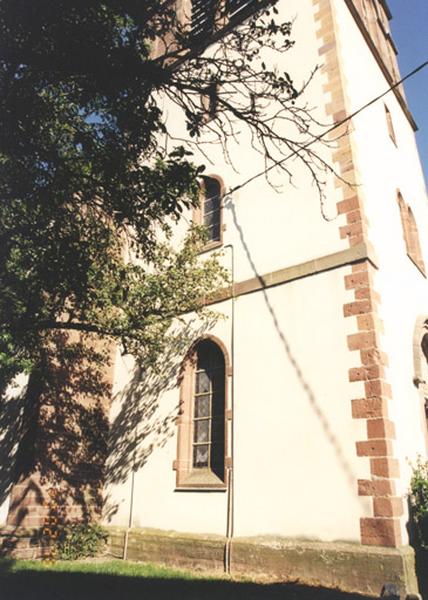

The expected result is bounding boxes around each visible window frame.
[174,336,231,491]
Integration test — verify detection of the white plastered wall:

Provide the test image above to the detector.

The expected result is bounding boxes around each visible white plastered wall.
[104,0,390,541]
[105,264,371,541]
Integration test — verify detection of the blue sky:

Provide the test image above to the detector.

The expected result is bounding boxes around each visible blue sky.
[388,0,428,184]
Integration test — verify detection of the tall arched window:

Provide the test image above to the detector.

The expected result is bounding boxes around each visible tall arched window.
[174,338,228,489]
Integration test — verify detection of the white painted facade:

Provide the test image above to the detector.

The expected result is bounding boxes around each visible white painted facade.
[104,0,428,551]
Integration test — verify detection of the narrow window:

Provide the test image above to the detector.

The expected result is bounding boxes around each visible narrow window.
[384,104,397,145]
[201,80,219,121]
[174,337,228,489]
[197,176,222,246]
[397,192,425,275]
[193,340,225,479]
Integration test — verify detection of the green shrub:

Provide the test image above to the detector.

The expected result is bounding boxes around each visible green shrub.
[410,456,428,548]
[56,523,108,561]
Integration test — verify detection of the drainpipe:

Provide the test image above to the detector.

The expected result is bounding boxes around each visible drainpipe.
[123,452,136,560]
[223,243,235,574]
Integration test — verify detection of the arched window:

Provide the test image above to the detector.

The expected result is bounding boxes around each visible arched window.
[174,338,228,489]
[194,176,223,249]
[384,104,397,145]
[397,192,425,275]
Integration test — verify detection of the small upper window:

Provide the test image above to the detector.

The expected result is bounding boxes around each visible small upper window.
[397,192,425,275]
[201,80,219,121]
[190,0,259,41]
[194,175,223,248]
[384,104,397,145]
[202,176,221,243]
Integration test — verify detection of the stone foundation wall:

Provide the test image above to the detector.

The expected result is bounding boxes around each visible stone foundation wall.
[107,527,419,598]
[0,524,422,597]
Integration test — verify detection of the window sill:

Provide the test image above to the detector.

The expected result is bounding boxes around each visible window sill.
[175,468,226,491]
[199,240,223,255]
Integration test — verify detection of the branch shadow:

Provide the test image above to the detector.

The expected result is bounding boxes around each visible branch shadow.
[0,374,29,509]
[104,318,217,521]
[1,331,113,554]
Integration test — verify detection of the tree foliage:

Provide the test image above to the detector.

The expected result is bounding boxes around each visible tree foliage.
[0,0,326,386]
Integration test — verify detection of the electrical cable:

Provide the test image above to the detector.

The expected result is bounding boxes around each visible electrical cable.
[227,59,428,196]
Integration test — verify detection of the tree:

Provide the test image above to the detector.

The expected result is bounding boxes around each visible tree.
[0,0,329,389]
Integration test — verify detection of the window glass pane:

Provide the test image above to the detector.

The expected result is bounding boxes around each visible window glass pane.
[207,224,220,242]
[203,210,219,229]
[196,371,210,394]
[193,444,209,468]
[204,177,221,200]
[194,419,210,443]
[195,395,210,418]
[204,196,220,214]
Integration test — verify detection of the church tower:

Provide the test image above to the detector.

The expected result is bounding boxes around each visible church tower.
[103,1,428,595]
[2,0,427,596]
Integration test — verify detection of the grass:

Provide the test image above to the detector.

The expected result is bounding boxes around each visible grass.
[0,558,375,600]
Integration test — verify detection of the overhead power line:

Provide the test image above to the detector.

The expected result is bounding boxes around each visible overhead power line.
[227,59,428,196]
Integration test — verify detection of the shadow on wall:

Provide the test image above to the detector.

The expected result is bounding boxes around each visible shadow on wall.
[103,318,217,523]
[0,375,28,513]
[224,196,357,490]
[0,331,112,556]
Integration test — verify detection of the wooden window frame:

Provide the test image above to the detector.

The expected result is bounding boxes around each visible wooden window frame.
[174,336,231,490]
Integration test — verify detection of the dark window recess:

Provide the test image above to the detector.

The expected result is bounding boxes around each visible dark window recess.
[191,0,258,40]
[192,340,225,479]
[227,0,257,21]
[191,0,216,40]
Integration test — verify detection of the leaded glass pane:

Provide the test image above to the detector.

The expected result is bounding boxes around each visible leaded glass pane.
[207,223,220,242]
[194,419,210,443]
[195,395,210,418]
[196,371,210,394]
[204,195,219,214]
[203,210,219,228]
[193,444,209,468]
